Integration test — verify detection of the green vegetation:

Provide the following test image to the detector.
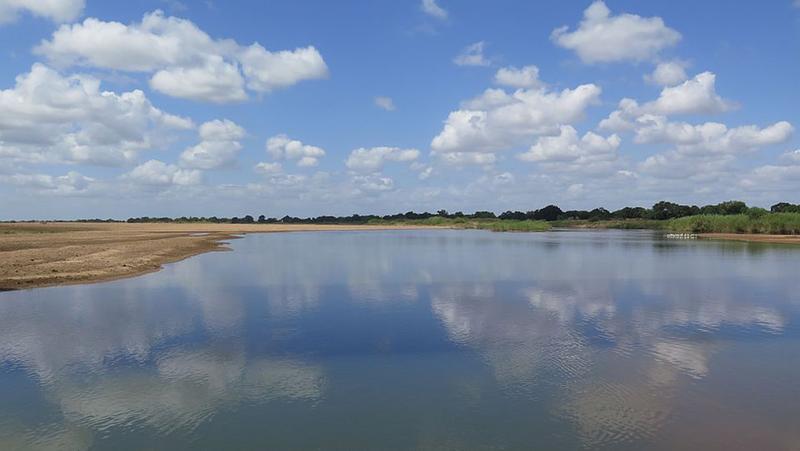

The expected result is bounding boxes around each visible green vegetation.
[550,219,666,230]
[470,220,550,232]
[50,200,795,235]
[668,213,800,235]
[367,216,551,232]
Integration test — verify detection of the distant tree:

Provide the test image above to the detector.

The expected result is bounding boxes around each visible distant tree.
[437,209,449,217]
[771,202,800,213]
[532,205,563,221]
[650,201,697,220]
[499,210,527,220]
[472,211,496,219]
[561,210,590,220]
[588,207,611,221]
[612,206,647,219]
[257,215,266,223]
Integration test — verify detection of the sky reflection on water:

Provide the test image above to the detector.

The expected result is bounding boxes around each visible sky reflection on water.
[1,230,799,450]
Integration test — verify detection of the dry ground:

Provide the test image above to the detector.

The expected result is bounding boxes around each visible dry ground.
[700,233,800,245]
[0,222,437,290]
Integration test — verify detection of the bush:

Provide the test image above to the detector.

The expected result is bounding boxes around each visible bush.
[668,213,800,234]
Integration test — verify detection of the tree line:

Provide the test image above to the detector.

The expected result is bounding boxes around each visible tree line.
[122,201,800,224]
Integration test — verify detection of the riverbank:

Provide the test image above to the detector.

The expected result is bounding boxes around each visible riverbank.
[699,233,800,245]
[0,222,440,291]
[3,221,799,291]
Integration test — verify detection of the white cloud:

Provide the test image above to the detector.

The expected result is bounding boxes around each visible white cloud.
[639,151,734,180]
[437,152,496,166]
[781,149,800,163]
[494,65,541,89]
[740,161,800,192]
[642,71,732,115]
[150,56,246,103]
[35,10,328,103]
[374,96,396,111]
[431,80,601,158]
[0,0,84,25]
[519,125,620,163]
[124,159,202,186]
[453,41,489,67]
[265,134,325,167]
[645,60,688,86]
[551,0,680,63]
[0,170,94,195]
[346,147,420,173]
[420,0,447,20]
[352,174,394,192]
[179,119,245,169]
[634,115,793,155]
[0,64,193,167]
[254,161,282,174]
[599,72,733,131]
[238,44,328,92]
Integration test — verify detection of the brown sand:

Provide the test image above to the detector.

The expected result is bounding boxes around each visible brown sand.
[0,222,439,291]
[699,233,800,245]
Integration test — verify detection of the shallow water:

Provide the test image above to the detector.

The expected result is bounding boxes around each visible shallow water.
[1,229,799,450]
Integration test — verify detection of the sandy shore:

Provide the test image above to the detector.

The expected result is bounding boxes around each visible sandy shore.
[0,222,439,291]
[699,233,800,245]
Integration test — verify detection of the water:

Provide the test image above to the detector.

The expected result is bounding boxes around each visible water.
[1,229,799,450]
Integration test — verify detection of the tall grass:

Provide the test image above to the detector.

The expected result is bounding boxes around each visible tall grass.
[668,213,800,234]
[367,217,551,232]
[467,219,551,232]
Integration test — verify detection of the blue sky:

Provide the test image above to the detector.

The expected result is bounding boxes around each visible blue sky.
[0,0,798,219]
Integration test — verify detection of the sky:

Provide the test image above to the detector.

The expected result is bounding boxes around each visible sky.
[0,0,798,219]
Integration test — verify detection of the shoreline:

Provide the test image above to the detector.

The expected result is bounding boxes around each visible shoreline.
[698,233,800,245]
[1,222,798,291]
[0,222,443,291]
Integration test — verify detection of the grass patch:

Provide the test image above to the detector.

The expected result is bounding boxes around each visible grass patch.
[668,213,800,234]
[367,217,551,232]
[550,219,666,230]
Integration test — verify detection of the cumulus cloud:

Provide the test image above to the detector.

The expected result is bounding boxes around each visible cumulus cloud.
[645,60,688,86]
[374,96,396,111]
[352,174,394,192]
[150,56,247,103]
[0,170,94,195]
[420,0,447,20]
[437,152,496,166]
[124,159,202,186]
[633,115,793,154]
[35,10,328,103]
[740,161,800,192]
[453,41,490,67]
[345,146,420,173]
[551,1,680,64]
[0,64,193,167]
[431,78,601,160]
[780,149,800,163]
[641,71,732,115]
[494,65,541,89]
[0,0,84,25]
[519,125,620,163]
[254,161,282,174]
[637,119,793,182]
[179,119,245,170]
[599,72,733,131]
[238,44,328,92]
[265,134,325,168]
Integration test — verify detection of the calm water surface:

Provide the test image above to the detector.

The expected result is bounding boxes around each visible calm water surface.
[1,230,799,450]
